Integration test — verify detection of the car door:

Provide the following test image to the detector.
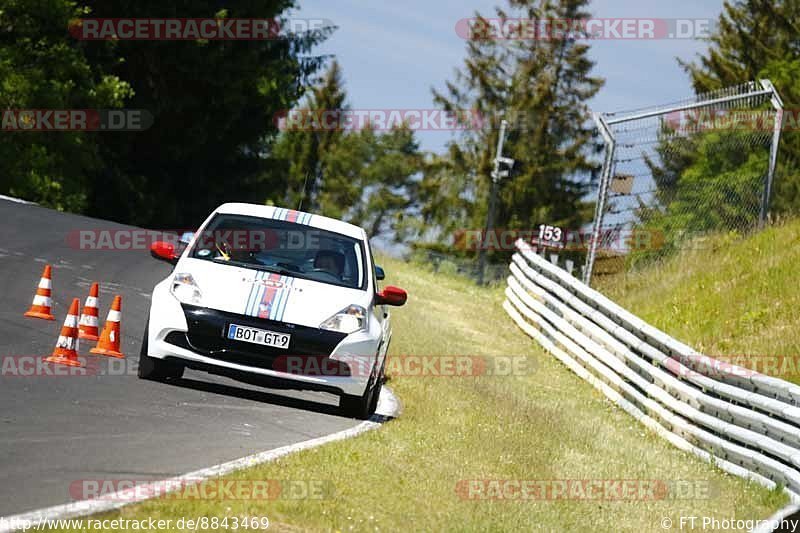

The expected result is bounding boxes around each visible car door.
[371,251,391,366]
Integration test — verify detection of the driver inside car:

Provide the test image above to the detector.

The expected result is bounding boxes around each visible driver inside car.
[313,250,345,278]
[214,226,263,263]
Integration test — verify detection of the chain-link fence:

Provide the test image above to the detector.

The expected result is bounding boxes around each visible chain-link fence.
[584,80,784,284]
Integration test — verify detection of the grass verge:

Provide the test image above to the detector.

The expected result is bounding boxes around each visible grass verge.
[597,219,800,383]
[47,253,787,532]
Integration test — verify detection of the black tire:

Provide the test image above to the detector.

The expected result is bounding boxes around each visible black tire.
[137,317,184,381]
[339,357,384,419]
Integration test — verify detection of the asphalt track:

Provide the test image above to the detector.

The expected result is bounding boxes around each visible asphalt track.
[0,198,372,517]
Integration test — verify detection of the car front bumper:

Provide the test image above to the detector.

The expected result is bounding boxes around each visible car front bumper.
[145,278,382,397]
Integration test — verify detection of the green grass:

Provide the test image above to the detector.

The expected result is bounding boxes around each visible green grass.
[47,250,789,532]
[597,219,800,382]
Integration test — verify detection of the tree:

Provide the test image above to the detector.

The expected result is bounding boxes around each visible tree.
[425,0,603,259]
[345,126,422,239]
[0,0,331,226]
[272,62,423,239]
[634,130,767,266]
[679,0,800,214]
[79,0,332,227]
[0,0,131,212]
[272,60,348,212]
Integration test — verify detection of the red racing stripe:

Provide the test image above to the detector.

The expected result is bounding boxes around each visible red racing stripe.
[257,273,283,319]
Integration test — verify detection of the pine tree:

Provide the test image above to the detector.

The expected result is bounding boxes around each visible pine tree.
[426,0,603,257]
[679,0,799,93]
[679,0,800,213]
[274,60,348,212]
[273,62,423,238]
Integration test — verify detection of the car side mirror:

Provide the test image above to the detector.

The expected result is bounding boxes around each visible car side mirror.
[375,285,407,307]
[150,241,178,265]
[375,266,385,281]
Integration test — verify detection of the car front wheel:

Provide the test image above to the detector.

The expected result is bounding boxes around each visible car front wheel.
[340,357,383,419]
[137,317,184,381]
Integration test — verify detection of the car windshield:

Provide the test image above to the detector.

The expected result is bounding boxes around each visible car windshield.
[190,213,366,290]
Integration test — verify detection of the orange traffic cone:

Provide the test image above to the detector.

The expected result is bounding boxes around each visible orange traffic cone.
[78,282,100,341]
[24,265,55,320]
[45,298,83,368]
[90,295,124,358]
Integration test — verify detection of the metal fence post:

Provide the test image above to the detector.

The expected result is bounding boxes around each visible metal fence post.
[583,113,615,286]
[477,119,510,285]
[760,79,785,226]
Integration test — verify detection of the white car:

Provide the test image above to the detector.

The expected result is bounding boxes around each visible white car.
[140,203,407,418]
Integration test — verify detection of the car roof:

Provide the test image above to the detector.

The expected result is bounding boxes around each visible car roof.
[214,203,367,241]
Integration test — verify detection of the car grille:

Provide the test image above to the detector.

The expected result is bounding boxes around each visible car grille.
[165,304,347,372]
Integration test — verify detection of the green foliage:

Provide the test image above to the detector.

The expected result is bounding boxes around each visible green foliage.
[423,0,603,259]
[632,132,767,268]
[680,0,800,214]
[759,58,800,213]
[272,61,423,239]
[0,0,330,226]
[81,0,331,226]
[273,60,349,213]
[0,0,131,212]
[635,0,800,269]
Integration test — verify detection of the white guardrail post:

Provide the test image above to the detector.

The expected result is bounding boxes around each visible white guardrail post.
[504,238,800,518]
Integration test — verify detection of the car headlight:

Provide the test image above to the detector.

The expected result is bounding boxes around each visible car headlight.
[320,305,367,334]
[170,272,203,305]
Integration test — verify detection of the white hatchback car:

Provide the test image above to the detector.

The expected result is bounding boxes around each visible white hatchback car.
[140,203,407,418]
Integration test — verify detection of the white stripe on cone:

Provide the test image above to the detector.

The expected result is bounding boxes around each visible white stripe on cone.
[85,296,98,307]
[56,336,78,351]
[32,295,52,306]
[79,315,99,327]
[63,315,79,328]
[38,279,52,289]
[106,310,121,322]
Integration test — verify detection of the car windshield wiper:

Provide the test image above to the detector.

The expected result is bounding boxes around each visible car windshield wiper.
[251,264,303,277]
[210,257,304,278]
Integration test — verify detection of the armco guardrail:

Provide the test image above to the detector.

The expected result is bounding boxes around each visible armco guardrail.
[504,239,800,503]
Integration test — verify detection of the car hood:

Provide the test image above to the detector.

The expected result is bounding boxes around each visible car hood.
[175,258,371,328]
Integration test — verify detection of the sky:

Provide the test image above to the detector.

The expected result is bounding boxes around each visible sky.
[291,0,725,153]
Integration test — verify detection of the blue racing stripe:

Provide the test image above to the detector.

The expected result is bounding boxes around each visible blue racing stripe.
[244,271,260,315]
[270,276,288,320]
[244,271,257,316]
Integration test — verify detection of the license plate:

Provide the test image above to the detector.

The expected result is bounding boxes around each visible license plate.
[227,324,291,349]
